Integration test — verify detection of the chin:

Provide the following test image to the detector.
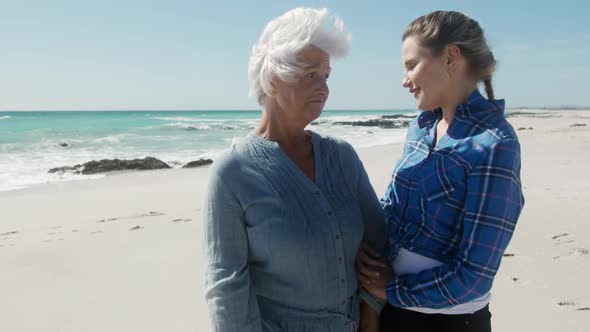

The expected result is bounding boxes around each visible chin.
[308,104,324,118]
[415,101,429,111]
[416,99,436,111]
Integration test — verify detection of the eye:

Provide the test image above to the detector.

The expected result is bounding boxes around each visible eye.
[306,72,316,78]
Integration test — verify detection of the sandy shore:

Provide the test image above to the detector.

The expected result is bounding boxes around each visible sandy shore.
[1,111,589,331]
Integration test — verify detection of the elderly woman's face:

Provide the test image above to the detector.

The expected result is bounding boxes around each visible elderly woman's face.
[273,46,331,123]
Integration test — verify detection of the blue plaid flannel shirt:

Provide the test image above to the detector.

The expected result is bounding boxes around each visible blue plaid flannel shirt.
[382,89,525,308]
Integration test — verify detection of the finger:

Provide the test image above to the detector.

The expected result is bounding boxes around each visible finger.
[357,247,371,264]
[361,241,381,258]
[358,274,372,287]
[359,269,380,279]
[359,243,387,266]
[358,249,387,269]
[358,263,382,278]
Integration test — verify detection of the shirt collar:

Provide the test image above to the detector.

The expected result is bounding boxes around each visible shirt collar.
[457,89,505,118]
[417,89,505,128]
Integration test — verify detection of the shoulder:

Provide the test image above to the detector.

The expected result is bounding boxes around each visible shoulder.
[463,110,522,166]
[209,136,255,182]
[465,113,520,160]
[476,111,518,141]
[459,95,518,143]
[314,132,360,162]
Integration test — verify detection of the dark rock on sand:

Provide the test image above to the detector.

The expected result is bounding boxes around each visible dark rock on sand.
[49,157,171,175]
[81,157,170,174]
[49,165,83,174]
[380,114,416,120]
[334,118,410,129]
[332,114,414,129]
[182,159,213,168]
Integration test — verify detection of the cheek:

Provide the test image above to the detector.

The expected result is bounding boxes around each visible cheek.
[413,60,444,88]
[416,67,434,86]
[409,67,428,88]
[289,86,305,102]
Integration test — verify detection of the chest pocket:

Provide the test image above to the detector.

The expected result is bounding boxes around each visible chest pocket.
[421,154,468,202]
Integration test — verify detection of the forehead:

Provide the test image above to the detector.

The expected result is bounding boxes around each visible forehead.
[401,36,432,60]
[298,46,331,68]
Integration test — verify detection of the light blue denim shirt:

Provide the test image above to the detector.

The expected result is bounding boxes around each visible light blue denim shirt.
[203,132,386,332]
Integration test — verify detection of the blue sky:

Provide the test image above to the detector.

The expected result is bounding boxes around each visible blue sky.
[1,0,588,110]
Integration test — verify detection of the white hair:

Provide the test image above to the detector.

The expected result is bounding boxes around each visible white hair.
[248,7,351,106]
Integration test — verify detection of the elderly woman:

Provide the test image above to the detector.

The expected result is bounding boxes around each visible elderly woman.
[203,7,386,332]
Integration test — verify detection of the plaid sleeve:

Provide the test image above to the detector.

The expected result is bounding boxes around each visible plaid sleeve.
[386,139,525,308]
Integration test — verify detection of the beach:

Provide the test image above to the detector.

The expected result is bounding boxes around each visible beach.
[1,110,589,331]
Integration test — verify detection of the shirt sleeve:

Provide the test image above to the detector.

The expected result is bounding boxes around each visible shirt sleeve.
[357,158,389,312]
[203,168,262,331]
[386,139,525,308]
[353,148,387,254]
[340,142,388,312]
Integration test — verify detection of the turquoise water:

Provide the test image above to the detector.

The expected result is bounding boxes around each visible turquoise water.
[0,110,415,191]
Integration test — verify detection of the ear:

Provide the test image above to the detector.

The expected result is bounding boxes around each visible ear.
[445,45,462,74]
[268,79,278,96]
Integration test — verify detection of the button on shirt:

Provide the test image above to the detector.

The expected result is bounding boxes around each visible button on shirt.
[382,90,525,309]
[203,132,386,331]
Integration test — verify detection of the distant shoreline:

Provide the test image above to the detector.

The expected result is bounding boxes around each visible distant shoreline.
[507,107,590,111]
[0,110,413,114]
[2,107,590,113]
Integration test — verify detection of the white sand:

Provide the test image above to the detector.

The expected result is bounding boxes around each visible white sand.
[1,111,589,331]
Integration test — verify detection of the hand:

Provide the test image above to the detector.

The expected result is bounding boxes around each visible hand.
[356,241,392,300]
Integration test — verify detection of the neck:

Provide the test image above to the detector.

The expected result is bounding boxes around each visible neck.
[255,102,310,148]
[440,82,477,125]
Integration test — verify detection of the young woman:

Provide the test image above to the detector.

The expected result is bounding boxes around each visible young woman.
[358,11,525,332]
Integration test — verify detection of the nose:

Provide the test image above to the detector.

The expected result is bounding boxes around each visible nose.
[402,76,411,88]
[316,79,329,99]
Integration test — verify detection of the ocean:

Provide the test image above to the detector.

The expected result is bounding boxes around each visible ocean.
[0,110,416,191]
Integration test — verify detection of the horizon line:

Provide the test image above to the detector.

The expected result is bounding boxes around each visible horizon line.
[0,108,416,112]
[2,106,590,112]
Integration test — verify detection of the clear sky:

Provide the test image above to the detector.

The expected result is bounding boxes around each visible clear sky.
[1,0,588,110]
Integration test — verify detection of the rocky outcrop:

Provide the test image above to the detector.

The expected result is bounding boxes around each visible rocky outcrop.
[182,159,213,168]
[334,118,411,129]
[49,157,171,174]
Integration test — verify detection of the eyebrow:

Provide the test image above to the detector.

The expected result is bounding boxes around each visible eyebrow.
[303,64,332,71]
[403,59,416,67]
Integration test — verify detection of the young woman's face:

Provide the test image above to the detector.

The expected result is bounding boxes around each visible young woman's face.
[401,36,451,111]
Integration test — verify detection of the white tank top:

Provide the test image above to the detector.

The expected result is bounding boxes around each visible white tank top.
[393,248,491,314]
